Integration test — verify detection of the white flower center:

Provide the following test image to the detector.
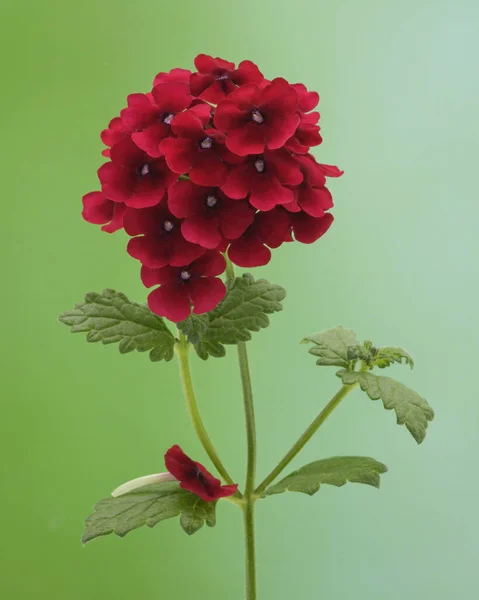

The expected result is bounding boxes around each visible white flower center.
[163,113,174,125]
[254,159,265,173]
[180,270,191,281]
[163,220,174,232]
[251,109,264,124]
[200,137,213,149]
[206,195,218,208]
[139,163,151,176]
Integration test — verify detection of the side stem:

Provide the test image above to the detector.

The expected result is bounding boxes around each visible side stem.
[175,332,235,487]
[255,383,357,496]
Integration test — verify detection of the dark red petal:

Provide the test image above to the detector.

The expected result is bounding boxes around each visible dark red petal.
[131,123,168,158]
[233,60,264,85]
[250,177,293,211]
[101,117,126,147]
[168,180,207,218]
[317,163,344,178]
[225,125,266,156]
[148,284,191,321]
[98,163,133,203]
[169,235,206,267]
[292,83,320,112]
[292,212,334,244]
[194,54,235,73]
[228,237,271,267]
[141,265,179,287]
[127,179,165,209]
[171,110,205,138]
[81,191,114,224]
[214,97,251,132]
[298,186,333,217]
[151,82,193,113]
[160,137,196,174]
[267,150,303,185]
[190,72,215,98]
[181,216,222,249]
[190,154,228,187]
[219,202,255,239]
[165,445,198,480]
[256,209,292,247]
[102,203,126,233]
[265,113,301,150]
[128,236,170,268]
[192,251,227,277]
[260,78,298,113]
[189,277,227,315]
[153,68,192,86]
[221,164,250,199]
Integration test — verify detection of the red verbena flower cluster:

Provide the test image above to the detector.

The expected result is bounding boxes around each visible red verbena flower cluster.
[82,54,343,322]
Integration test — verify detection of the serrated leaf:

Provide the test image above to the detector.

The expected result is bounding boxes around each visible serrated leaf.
[177,314,209,346]
[191,274,286,359]
[373,347,414,369]
[82,481,217,544]
[59,289,175,362]
[337,370,434,443]
[264,456,388,497]
[302,326,360,368]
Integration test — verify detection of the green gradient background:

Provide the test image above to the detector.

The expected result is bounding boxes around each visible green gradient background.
[1,0,478,598]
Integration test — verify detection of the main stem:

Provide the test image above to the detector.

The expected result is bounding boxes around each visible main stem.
[255,383,357,496]
[226,256,257,600]
[176,332,235,486]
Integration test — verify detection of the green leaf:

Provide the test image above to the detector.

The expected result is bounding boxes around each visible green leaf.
[302,326,360,368]
[264,456,388,497]
[373,347,414,369]
[337,370,434,443]
[177,314,209,346]
[190,274,286,359]
[82,481,217,543]
[59,289,175,362]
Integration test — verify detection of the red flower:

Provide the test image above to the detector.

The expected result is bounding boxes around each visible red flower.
[100,117,128,154]
[153,67,192,86]
[190,54,263,104]
[120,83,194,158]
[160,106,240,186]
[124,200,204,269]
[285,83,322,154]
[214,78,300,156]
[221,149,303,211]
[291,211,334,243]
[165,445,238,502]
[81,191,126,233]
[228,209,292,267]
[98,137,177,208]
[168,180,255,249]
[284,154,339,217]
[143,252,227,322]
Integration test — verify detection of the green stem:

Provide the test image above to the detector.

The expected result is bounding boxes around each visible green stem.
[242,500,257,600]
[225,254,257,599]
[255,383,357,496]
[175,332,235,487]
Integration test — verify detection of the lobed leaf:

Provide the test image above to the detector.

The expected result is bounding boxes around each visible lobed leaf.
[82,481,216,543]
[264,456,388,497]
[337,370,434,443]
[302,326,360,368]
[59,289,175,362]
